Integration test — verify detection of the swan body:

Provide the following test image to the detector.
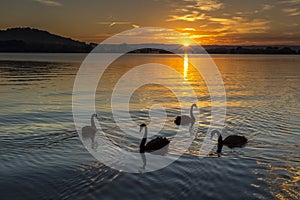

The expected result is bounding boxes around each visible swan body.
[174,103,197,125]
[82,114,98,149]
[139,124,170,154]
[82,126,96,135]
[222,135,248,148]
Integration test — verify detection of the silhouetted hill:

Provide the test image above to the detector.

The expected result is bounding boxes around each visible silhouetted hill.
[0,27,92,52]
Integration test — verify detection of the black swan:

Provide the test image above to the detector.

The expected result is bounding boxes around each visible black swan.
[82,113,98,149]
[211,130,248,153]
[139,123,170,153]
[174,103,197,125]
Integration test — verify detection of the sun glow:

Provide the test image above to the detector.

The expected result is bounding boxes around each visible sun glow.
[183,43,190,47]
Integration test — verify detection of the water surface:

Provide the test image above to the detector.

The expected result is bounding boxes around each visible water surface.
[0,53,299,199]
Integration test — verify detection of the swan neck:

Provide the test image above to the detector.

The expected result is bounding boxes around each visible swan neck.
[143,126,148,139]
[217,135,223,153]
[91,114,96,128]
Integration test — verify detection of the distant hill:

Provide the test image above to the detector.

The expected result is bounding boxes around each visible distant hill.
[0,27,92,52]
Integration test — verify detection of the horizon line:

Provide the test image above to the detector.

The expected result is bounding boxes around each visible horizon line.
[1,26,300,47]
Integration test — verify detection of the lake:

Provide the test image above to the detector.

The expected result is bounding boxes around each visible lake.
[0,53,299,199]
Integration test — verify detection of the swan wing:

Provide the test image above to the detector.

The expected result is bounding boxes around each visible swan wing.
[82,126,97,138]
[145,137,170,151]
[223,135,247,147]
[174,115,191,125]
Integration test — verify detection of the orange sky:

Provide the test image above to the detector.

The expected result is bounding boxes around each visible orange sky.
[1,0,300,45]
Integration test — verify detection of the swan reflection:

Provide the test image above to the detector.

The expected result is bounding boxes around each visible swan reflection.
[139,153,147,173]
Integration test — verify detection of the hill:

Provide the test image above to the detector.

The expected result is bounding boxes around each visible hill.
[0,27,92,52]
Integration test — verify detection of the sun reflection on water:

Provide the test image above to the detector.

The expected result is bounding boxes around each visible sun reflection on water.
[183,53,188,80]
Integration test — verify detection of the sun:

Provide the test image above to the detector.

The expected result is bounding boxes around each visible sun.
[183,43,190,47]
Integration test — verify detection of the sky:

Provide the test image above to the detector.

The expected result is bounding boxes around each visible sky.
[0,0,300,45]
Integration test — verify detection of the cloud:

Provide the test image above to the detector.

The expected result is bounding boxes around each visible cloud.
[189,34,210,38]
[282,8,300,16]
[167,12,206,22]
[278,0,300,4]
[170,13,269,35]
[181,28,196,31]
[283,30,300,36]
[209,17,270,34]
[171,16,270,45]
[159,0,297,44]
[262,4,274,11]
[278,0,300,16]
[185,0,224,11]
[103,27,193,44]
[234,4,273,16]
[167,0,224,22]
[97,21,131,27]
[34,0,61,6]
[165,0,271,45]
[132,24,140,28]
[97,21,140,28]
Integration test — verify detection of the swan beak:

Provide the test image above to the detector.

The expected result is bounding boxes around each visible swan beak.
[139,126,142,132]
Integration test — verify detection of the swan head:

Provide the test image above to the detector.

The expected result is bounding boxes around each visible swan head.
[210,130,221,140]
[192,103,198,108]
[139,123,147,131]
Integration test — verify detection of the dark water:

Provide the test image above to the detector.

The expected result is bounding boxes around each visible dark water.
[0,53,299,199]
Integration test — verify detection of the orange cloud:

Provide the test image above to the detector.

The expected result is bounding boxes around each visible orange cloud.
[167,12,206,22]
[190,0,224,11]
[166,0,271,45]
[181,28,196,31]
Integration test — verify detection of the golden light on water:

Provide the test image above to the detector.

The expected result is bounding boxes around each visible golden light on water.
[183,53,188,80]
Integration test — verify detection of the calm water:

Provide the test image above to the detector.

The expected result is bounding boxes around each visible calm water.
[0,53,299,199]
